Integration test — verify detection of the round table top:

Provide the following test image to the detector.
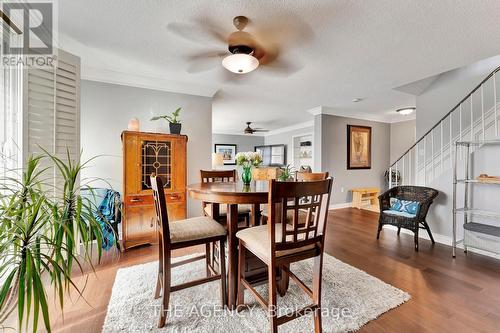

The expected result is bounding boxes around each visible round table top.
[187,181,270,204]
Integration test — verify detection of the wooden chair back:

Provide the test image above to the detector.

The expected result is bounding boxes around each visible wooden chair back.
[151,175,171,250]
[267,178,333,255]
[252,167,283,180]
[200,169,237,183]
[295,171,329,181]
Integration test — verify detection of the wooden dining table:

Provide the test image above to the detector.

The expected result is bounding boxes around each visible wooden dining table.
[187,180,270,310]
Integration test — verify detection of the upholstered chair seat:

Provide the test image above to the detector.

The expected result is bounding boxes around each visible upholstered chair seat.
[204,203,251,217]
[169,216,226,243]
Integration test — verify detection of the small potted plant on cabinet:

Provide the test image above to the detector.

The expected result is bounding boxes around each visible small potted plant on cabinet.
[150,107,182,134]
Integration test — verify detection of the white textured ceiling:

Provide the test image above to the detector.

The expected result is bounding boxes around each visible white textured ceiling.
[58,0,500,133]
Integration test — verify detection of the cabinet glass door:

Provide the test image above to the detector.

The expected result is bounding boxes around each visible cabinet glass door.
[141,140,172,190]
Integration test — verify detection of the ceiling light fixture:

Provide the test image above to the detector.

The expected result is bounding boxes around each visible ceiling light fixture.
[396,107,416,116]
[222,45,259,74]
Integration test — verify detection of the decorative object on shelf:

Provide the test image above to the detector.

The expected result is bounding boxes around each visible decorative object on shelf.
[384,169,401,186]
[278,164,294,181]
[347,125,372,169]
[214,144,237,165]
[300,141,312,147]
[150,107,182,134]
[476,174,500,184]
[211,152,224,170]
[299,165,312,173]
[0,153,116,332]
[127,117,140,131]
[453,140,500,258]
[235,151,263,185]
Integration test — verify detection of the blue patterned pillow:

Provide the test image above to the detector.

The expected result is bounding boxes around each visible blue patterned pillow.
[389,198,420,215]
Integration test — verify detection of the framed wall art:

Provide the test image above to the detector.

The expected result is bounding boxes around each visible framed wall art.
[214,144,237,165]
[347,125,372,169]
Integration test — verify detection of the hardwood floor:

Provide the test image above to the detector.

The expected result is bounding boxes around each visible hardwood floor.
[34,208,500,332]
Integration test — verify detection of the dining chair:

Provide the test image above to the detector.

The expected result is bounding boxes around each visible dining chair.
[296,171,329,181]
[151,175,227,328]
[261,171,329,223]
[200,169,251,224]
[236,178,333,333]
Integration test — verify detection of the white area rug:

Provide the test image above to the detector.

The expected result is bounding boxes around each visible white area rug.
[103,254,410,332]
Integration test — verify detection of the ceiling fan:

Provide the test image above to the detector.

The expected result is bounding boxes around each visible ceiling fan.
[244,122,268,134]
[167,15,307,76]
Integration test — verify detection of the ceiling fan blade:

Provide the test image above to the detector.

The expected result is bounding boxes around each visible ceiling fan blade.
[184,51,227,73]
[193,17,229,43]
[252,129,269,132]
[260,56,305,76]
[167,22,226,45]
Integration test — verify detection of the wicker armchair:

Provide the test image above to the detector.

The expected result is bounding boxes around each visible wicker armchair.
[377,186,439,251]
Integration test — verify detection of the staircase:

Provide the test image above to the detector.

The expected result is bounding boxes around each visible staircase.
[389,66,500,188]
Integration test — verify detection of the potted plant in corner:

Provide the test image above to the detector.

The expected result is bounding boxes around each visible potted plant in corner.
[0,151,117,332]
[150,107,182,135]
[278,164,295,181]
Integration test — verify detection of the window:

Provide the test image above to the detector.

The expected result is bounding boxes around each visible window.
[254,144,286,166]
[23,50,80,194]
[0,64,23,186]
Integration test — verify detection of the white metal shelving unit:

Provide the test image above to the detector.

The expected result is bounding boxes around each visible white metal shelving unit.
[452,140,500,257]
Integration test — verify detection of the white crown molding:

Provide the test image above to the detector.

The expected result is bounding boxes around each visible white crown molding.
[60,33,218,98]
[307,106,324,116]
[82,66,218,97]
[308,105,416,124]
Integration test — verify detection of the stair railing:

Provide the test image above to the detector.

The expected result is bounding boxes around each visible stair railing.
[389,65,500,188]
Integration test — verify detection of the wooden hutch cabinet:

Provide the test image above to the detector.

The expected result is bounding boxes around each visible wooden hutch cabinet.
[121,131,187,249]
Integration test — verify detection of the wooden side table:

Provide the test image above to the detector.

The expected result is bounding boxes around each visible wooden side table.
[351,187,380,212]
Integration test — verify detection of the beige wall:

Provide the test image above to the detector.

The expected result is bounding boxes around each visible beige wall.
[80,80,212,217]
[316,114,391,205]
[390,120,416,164]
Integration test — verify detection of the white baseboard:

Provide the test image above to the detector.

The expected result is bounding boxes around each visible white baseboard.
[329,202,352,210]
[382,225,500,259]
[327,205,500,260]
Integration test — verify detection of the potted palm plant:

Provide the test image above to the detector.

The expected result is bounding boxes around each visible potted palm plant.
[0,151,116,332]
[278,164,295,181]
[150,107,182,134]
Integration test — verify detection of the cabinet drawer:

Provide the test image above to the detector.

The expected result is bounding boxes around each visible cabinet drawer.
[165,191,185,203]
[126,191,185,206]
[126,195,153,206]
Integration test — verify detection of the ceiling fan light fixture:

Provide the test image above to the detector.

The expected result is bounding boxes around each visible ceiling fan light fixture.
[396,107,416,116]
[222,53,259,74]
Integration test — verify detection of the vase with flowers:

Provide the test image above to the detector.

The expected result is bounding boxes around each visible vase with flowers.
[235,151,263,185]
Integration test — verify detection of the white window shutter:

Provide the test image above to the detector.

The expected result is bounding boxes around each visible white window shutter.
[23,49,81,193]
[55,51,80,162]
